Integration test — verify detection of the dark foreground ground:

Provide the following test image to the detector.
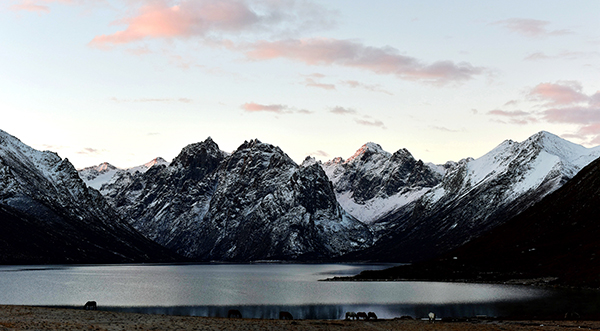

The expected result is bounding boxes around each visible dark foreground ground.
[1,305,599,331]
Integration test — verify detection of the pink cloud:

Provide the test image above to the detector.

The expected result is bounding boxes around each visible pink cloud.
[241,102,312,115]
[528,81,589,106]
[90,0,260,45]
[89,0,334,46]
[10,1,51,13]
[242,102,289,113]
[591,92,600,107]
[10,0,101,13]
[543,106,600,124]
[244,38,483,84]
[493,18,573,38]
[490,82,600,141]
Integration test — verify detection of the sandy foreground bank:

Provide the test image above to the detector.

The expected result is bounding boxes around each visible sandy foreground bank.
[0,305,599,331]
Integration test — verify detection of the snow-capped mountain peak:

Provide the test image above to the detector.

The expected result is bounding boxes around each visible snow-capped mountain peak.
[346,142,391,164]
[144,157,168,169]
[322,142,443,223]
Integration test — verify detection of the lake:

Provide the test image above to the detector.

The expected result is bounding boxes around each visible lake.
[0,263,596,320]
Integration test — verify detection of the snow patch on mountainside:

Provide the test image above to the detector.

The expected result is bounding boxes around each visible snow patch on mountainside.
[336,187,429,223]
[79,157,170,190]
[321,142,444,224]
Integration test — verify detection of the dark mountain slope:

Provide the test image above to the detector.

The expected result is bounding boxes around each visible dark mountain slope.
[341,132,600,263]
[0,129,179,264]
[351,156,600,288]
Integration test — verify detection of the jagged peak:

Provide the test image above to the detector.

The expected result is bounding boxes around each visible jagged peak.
[144,157,168,169]
[346,142,390,163]
[391,147,414,160]
[300,156,324,168]
[95,162,117,172]
[323,157,344,167]
[171,137,225,169]
[238,138,264,150]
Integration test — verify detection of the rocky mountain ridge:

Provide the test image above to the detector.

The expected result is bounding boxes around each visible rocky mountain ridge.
[349,153,600,288]
[80,131,600,263]
[97,138,373,261]
[343,131,600,262]
[0,129,178,264]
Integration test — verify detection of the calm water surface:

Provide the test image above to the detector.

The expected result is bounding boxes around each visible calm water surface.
[0,264,595,319]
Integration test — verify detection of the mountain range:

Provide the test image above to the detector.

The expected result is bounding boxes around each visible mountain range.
[1,127,599,266]
[94,138,373,261]
[348,153,600,288]
[81,130,600,263]
[341,131,600,262]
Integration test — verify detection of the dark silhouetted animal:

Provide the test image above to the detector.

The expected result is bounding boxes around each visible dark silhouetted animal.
[345,312,356,320]
[356,312,368,320]
[227,309,242,318]
[279,311,293,320]
[367,312,377,320]
[565,312,580,320]
[83,301,97,310]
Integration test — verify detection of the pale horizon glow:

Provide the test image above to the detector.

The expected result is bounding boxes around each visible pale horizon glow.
[1,0,599,169]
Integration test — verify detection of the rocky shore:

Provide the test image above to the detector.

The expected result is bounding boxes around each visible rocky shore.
[0,305,598,330]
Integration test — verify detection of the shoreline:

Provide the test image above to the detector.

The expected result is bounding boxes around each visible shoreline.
[1,305,600,330]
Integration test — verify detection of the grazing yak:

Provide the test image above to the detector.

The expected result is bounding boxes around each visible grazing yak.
[356,312,368,320]
[227,309,242,318]
[279,311,293,320]
[345,312,357,320]
[83,301,97,310]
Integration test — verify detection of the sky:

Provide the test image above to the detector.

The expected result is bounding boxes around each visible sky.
[1,0,599,169]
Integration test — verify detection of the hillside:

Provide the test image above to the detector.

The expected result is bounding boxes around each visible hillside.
[349,155,600,288]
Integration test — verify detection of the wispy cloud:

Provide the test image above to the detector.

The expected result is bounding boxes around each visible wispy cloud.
[89,0,334,46]
[330,106,386,129]
[77,147,104,155]
[492,18,573,38]
[487,109,537,125]
[86,1,482,86]
[340,80,393,95]
[302,77,336,90]
[488,109,531,117]
[241,102,312,115]
[330,106,356,115]
[489,81,600,141]
[242,102,289,114]
[430,126,461,133]
[528,81,589,106]
[524,51,600,61]
[244,38,484,85]
[355,118,386,129]
[10,0,51,13]
[10,0,106,14]
[311,150,329,157]
[110,97,193,103]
